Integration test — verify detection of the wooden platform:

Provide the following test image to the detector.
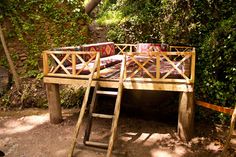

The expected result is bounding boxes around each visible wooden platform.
[44,77,194,92]
[43,43,196,142]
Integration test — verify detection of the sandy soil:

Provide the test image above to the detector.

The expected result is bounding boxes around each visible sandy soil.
[0,108,235,157]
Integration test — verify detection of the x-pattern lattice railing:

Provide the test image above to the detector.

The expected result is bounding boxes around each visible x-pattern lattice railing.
[169,46,193,52]
[42,45,195,84]
[115,44,137,54]
[124,50,195,83]
[43,50,100,78]
[125,52,155,79]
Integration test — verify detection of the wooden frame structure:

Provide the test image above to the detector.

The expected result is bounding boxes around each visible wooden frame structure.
[43,45,195,92]
[43,43,196,155]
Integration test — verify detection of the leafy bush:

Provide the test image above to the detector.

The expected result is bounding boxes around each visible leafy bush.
[60,87,85,108]
[0,79,48,110]
[96,0,236,113]
[196,14,236,107]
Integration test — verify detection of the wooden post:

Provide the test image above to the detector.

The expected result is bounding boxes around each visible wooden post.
[221,105,236,156]
[46,83,62,124]
[178,92,195,141]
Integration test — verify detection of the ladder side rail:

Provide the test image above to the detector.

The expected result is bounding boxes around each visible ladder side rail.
[106,54,126,157]
[68,51,100,157]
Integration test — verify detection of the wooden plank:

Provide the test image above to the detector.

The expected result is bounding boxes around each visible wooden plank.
[124,78,190,83]
[43,77,194,92]
[45,83,62,124]
[43,52,49,75]
[126,51,194,56]
[190,48,196,83]
[178,92,195,141]
[156,54,160,79]
[44,77,87,84]
[96,90,118,96]
[46,73,90,78]
[72,54,76,75]
[43,77,119,87]
[196,100,233,115]
[123,82,194,92]
[44,50,97,55]
[92,113,114,119]
[84,141,108,149]
[115,44,136,47]
[96,52,100,78]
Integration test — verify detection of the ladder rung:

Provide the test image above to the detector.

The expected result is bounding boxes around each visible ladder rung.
[96,90,118,96]
[92,113,114,119]
[84,141,108,149]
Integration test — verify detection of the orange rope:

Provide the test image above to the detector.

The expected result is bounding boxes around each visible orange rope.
[196,100,233,115]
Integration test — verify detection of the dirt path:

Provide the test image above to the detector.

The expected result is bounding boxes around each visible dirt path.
[88,20,108,43]
[0,108,235,157]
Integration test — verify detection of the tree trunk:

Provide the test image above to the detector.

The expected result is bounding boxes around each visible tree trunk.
[85,0,102,14]
[0,25,20,91]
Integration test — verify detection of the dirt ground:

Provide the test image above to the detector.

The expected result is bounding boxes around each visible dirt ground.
[0,108,235,157]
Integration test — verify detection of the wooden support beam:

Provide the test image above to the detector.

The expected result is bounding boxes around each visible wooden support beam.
[178,92,195,141]
[46,83,62,124]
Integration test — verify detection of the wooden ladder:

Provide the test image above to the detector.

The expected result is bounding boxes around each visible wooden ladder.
[68,54,126,157]
[83,80,123,157]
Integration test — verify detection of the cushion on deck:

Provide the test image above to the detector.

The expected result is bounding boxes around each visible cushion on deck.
[66,55,123,75]
[81,42,115,61]
[137,43,168,52]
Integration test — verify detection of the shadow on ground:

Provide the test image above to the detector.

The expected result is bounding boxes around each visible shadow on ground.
[0,108,235,157]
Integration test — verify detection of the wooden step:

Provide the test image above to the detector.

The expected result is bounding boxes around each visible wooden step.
[84,140,108,149]
[96,90,118,96]
[92,113,114,119]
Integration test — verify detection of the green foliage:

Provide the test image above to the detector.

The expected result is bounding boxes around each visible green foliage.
[97,0,236,121]
[60,87,85,108]
[196,14,236,107]
[0,0,89,77]
[0,79,48,109]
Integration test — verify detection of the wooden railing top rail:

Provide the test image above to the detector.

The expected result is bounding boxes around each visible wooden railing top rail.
[125,51,195,56]
[43,50,98,55]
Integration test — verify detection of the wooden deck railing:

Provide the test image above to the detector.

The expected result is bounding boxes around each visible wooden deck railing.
[43,50,100,79]
[43,45,195,84]
[114,44,137,54]
[124,50,195,83]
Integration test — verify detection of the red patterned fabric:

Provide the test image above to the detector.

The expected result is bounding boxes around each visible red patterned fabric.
[66,55,123,75]
[136,43,168,52]
[81,42,115,60]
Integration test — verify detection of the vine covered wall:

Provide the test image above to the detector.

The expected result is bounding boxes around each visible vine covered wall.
[0,0,90,77]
